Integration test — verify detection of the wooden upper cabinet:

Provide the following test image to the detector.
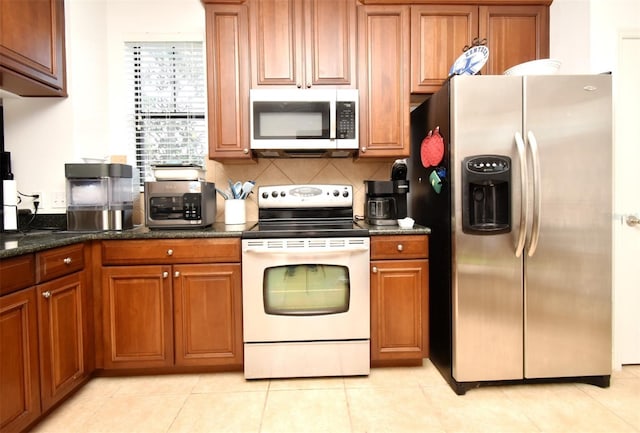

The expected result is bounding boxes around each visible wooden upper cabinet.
[0,0,67,96]
[410,3,550,93]
[411,5,478,93]
[357,5,411,158]
[249,0,356,88]
[479,5,549,75]
[204,3,252,160]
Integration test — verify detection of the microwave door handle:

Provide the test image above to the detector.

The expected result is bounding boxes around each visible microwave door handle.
[330,100,336,140]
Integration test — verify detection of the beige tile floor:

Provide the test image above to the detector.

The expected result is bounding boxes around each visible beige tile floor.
[31,360,640,433]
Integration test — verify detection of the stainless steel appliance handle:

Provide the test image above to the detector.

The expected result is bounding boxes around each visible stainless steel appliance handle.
[330,99,336,140]
[243,246,370,255]
[527,130,542,257]
[514,132,528,258]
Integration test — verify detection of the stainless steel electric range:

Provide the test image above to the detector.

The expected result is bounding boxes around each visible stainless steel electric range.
[241,184,371,379]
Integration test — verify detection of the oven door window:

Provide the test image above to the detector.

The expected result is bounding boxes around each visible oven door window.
[263,264,350,315]
[253,101,330,139]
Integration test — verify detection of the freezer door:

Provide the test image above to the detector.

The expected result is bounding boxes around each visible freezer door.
[523,75,612,378]
[450,75,525,382]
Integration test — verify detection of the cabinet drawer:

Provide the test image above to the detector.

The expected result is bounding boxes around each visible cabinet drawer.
[0,254,36,296]
[36,243,85,283]
[101,238,241,265]
[370,235,428,260]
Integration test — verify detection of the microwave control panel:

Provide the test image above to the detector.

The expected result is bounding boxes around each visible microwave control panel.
[336,101,356,139]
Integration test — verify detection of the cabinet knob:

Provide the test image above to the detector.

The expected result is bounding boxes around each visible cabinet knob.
[42,291,51,299]
[306,83,311,88]
[360,147,367,153]
[297,83,302,88]
[397,244,404,252]
[162,271,169,279]
[174,271,180,278]
[372,266,378,273]
[63,257,72,265]
[167,249,173,256]
[243,148,249,154]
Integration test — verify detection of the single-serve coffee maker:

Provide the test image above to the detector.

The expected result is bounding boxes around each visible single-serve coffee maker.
[364,180,410,225]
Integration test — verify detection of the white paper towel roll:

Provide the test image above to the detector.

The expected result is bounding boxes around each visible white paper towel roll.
[3,179,18,231]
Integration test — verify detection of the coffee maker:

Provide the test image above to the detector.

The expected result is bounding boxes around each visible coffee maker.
[364,159,410,225]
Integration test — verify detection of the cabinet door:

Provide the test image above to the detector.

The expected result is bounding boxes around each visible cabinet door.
[0,287,41,432]
[0,0,66,96]
[102,266,174,369]
[173,264,243,367]
[204,3,252,160]
[37,272,86,412]
[357,5,410,158]
[304,0,356,87]
[370,259,429,365]
[479,5,549,75]
[250,0,302,87]
[410,5,478,94]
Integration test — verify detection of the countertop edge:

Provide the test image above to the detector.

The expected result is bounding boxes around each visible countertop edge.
[1,223,430,259]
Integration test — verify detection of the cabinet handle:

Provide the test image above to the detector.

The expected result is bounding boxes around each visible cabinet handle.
[174,271,180,278]
[162,271,169,278]
[397,244,404,252]
[167,249,173,256]
[63,257,72,265]
[372,266,378,273]
[42,291,51,299]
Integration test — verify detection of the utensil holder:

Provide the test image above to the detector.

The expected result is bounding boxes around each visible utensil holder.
[225,199,246,225]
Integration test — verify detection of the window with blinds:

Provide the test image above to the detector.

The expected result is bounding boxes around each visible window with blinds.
[125,41,206,185]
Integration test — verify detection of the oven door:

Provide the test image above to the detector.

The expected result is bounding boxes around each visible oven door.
[241,237,370,342]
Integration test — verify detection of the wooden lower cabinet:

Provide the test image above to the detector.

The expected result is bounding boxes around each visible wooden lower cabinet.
[173,264,242,367]
[101,265,174,369]
[37,271,88,412]
[370,235,429,366]
[0,287,41,433]
[100,239,243,370]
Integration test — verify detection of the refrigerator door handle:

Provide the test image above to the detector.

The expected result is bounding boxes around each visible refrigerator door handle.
[527,130,542,257]
[514,131,528,258]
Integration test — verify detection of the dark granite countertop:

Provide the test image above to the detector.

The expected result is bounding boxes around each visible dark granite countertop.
[0,221,430,259]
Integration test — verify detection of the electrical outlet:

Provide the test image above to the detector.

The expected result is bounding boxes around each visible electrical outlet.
[52,191,66,209]
[31,191,43,210]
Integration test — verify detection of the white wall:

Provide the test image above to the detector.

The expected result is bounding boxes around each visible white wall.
[3,0,204,213]
[550,0,640,74]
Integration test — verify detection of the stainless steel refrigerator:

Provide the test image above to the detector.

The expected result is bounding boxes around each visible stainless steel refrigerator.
[408,74,612,395]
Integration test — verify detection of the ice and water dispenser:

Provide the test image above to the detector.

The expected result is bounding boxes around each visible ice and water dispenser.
[461,155,511,234]
[65,163,134,231]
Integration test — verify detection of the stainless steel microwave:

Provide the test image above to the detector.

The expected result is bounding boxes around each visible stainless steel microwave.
[249,88,358,158]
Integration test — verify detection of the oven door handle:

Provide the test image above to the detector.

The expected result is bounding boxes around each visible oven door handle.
[243,246,370,254]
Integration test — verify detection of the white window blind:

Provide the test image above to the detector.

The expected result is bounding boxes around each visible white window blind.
[125,41,206,185]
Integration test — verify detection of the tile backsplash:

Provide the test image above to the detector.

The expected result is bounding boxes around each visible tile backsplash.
[208,158,393,223]
[132,158,394,225]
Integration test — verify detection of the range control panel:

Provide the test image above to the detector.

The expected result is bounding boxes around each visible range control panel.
[258,184,352,209]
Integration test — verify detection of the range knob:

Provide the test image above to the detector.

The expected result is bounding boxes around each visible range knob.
[262,192,269,199]
[333,190,340,197]
[271,191,278,198]
[280,191,286,197]
[343,190,349,197]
